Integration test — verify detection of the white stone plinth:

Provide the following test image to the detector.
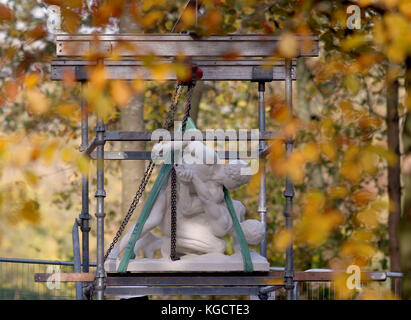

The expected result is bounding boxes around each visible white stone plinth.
[104,251,269,272]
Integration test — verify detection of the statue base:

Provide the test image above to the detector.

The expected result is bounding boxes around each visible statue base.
[104,251,269,272]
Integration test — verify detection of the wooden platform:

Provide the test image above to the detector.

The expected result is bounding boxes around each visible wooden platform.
[34,270,387,284]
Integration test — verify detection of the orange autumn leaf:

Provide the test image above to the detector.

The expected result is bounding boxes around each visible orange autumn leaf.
[89,65,108,90]
[352,189,375,207]
[278,32,298,58]
[0,4,13,21]
[110,80,132,107]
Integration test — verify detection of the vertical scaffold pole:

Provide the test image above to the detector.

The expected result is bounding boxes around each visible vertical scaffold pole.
[258,81,267,258]
[284,59,295,300]
[79,84,90,297]
[95,118,106,300]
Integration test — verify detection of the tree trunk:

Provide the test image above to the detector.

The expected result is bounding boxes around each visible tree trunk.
[188,81,205,124]
[400,57,411,299]
[119,6,145,217]
[386,63,401,295]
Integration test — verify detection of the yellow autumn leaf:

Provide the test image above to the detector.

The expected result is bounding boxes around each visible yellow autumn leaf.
[273,228,292,252]
[399,0,411,19]
[340,161,361,183]
[24,170,39,187]
[340,240,377,264]
[301,142,320,162]
[55,103,81,121]
[359,286,399,300]
[75,153,90,175]
[151,64,172,81]
[341,34,366,51]
[26,88,49,115]
[334,273,355,300]
[320,117,335,137]
[320,141,337,162]
[344,74,360,95]
[132,78,145,93]
[139,10,165,28]
[42,141,58,165]
[356,208,379,229]
[351,229,374,242]
[247,170,260,196]
[329,184,349,199]
[24,73,41,89]
[18,200,41,225]
[61,147,74,163]
[181,7,196,28]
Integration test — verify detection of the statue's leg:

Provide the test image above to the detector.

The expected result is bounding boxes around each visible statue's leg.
[160,237,171,259]
[133,232,163,259]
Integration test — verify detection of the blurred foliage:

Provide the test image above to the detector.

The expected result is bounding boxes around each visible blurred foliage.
[0,0,409,300]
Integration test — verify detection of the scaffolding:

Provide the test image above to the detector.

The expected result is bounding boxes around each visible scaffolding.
[35,32,321,300]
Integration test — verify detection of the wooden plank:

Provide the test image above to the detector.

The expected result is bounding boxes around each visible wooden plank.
[55,34,319,58]
[51,59,297,81]
[34,270,386,283]
[34,272,94,282]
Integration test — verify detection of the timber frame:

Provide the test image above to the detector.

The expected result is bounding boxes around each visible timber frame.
[40,33,321,300]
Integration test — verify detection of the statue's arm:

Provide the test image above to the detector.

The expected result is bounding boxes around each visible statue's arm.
[191,174,231,236]
[178,181,203,216]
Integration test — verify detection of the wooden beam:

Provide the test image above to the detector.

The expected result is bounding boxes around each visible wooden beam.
[51,59,297,81]
[55,34,319,58]
[34,270,386,283]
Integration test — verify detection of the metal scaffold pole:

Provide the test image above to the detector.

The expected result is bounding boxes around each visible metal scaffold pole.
[95,118,106,300]
[284,59,295,300]
[79,84,91,297]
[258,81,267,258]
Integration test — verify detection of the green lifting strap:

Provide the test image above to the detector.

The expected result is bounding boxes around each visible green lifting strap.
[117,117,253,272]
[223,187,254,272]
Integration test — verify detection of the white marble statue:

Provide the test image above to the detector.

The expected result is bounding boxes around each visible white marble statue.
[105,140,269,272]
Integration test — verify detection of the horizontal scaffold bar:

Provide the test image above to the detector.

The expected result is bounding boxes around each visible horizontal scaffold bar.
[82,131,280,159]
[55,34,319,58]
[103,130,280,141]
[34,270,387,284]
[52,59,297,81]
[89,150,263,161]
